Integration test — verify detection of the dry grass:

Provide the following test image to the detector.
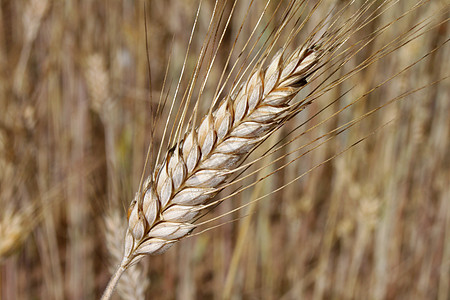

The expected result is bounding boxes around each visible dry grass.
[0,0,449,299]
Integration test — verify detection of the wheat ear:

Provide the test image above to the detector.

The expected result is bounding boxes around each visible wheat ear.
[101,39,325,299]
[104,210,148,300]
[0,205,35,261]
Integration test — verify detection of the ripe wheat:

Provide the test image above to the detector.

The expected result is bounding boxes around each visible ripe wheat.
[126,45,321,259]
[0,206,34,261]
[101,31,331,300]
[100,1,449,299]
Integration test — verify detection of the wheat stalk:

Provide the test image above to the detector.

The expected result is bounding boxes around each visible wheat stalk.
[101,34,329,299]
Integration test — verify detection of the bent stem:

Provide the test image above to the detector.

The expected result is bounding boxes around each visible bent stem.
[100,262,127,300]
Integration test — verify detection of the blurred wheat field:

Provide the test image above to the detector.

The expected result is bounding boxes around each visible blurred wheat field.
[0,0,449,299]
